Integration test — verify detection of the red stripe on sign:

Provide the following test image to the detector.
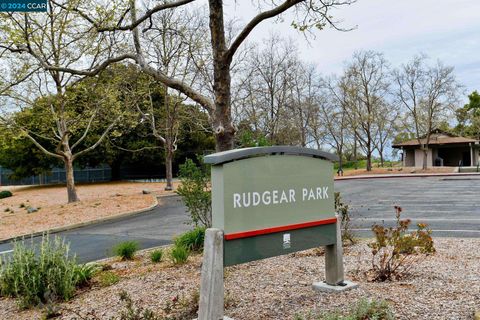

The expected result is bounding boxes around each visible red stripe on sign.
[224,217,337,240]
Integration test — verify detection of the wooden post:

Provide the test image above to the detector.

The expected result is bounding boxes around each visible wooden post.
[198,228,224,320]
[324,214,344,285]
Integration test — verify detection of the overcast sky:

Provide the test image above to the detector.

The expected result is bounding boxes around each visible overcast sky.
[227,0,480,101]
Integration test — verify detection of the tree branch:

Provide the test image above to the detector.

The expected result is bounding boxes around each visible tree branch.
[23,130,64,160]
[72,114,121,160]
[225,0,302,63]
[71,108,98,150]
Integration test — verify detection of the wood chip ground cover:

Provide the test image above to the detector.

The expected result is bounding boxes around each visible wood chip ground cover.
[0,182,178,241]
[0,238,478,319]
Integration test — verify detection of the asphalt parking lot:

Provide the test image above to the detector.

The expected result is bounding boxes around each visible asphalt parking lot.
[335,176,480,237]
[1,176,478,262]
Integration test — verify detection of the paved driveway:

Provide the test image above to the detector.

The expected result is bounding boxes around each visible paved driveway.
[335,176,480,237]
[0,196,191,263]
[1,176,478,263]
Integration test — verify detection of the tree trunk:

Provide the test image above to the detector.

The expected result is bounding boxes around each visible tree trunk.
[165,143,174,191]
[353,136,358,169]
[64,157,80,203]
[209,0,236,152]
[366,151,372,172]
[422,147,428,170]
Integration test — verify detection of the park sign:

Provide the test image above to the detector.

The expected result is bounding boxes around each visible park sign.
[198,147,357,320]
[205,146,339,266]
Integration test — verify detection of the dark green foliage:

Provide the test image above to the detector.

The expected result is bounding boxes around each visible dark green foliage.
[238,131,270,147]
[334,192,356,245]
[0,190,12,199]
[454,90,480,139]
[114,241,139,260]
[170,245,189,265]
[0,128,57,180]
[176,157,212,227]
[0,236,92,308]
[369,206,435,281]
[174,227,206,253]
[150,249,163,263]
[295,299,394,320]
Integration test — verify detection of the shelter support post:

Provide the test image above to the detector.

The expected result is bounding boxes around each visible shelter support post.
[470,143,474,167]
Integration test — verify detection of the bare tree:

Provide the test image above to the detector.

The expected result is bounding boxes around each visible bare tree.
[290,63,320,147]
[372,99,398,166]
[393,55,462,169]
[343,51,390,171]
[40,0,356,151]
[319,75,352,169]
[135,6,208,190]
[234,36,298,144]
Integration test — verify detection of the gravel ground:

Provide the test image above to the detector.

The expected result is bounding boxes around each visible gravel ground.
[0,182,178,241]
[0,238,478,320]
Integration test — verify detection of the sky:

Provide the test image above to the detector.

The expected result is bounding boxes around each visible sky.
[227,0,480,101]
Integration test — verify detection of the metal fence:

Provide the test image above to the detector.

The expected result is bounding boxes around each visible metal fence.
[0,165,112,186]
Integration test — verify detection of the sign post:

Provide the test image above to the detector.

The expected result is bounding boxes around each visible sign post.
[198,146,357,320]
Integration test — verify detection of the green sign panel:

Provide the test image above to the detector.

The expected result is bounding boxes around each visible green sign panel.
[206,147,338,266]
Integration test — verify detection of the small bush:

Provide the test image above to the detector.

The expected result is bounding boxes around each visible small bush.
[369,206,435,282]
[174,227,206,253]
[295,298,394,320]
[0,190,12,199]
[97,271,120,287]
[176,157,212,228]
[150,249,163,263]
[74,264,98,287]
[335,192,356,245]
[162,290,199,320]
[118,290,160,320]
[0,235,87,308]
[170,245,189,265]
[114,241,139,260]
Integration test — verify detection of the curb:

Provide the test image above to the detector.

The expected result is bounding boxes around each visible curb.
[334,172,480,181]
[0,193,179,245]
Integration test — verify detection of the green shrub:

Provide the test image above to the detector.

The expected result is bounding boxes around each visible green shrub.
[369,206,435,281]
[295,299,394,320]
[150,249,163,263]
[74,263,98,287]
[174,227,206,253]
[170,245,189,265]
[114,241,139,260]
[0,190,12,199]
[97,271,120,287]
[0,235,89,308]
[176,157,212,227]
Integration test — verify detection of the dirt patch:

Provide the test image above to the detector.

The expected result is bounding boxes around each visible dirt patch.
[0,182,179,241]
[1,238,478,319]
